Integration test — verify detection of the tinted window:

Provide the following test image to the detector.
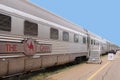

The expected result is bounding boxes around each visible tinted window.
[83,37,86,44]
[94,40,96,45]
[63,31,69,41]
[50,28,59,40]
[24,21,38,36]
[0,13,11,31]
[74,34,79,43]
[91,39,93,45]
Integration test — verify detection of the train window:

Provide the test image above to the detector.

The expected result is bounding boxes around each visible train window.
[83,37,86,44]
[24,21,38,36]
[94,40,96,45]
[74,34,79,43]
[50,28,59,40]
[63,31,69,41]
[91,39,93,45]
[0,13,11,31]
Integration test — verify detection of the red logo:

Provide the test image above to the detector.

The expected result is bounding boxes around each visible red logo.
[27,42,34,50]
[24,38,36,55]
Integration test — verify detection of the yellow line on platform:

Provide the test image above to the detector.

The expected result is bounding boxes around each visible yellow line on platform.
[87,61,110,80]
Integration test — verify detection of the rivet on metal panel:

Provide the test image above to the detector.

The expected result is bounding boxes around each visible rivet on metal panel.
[2,58,5,61]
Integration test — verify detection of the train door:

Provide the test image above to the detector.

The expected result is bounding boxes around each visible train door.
[87,34,91,58]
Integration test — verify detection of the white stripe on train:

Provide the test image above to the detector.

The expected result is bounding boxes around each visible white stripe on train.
[0,4,106,42]
[0,4,86,36]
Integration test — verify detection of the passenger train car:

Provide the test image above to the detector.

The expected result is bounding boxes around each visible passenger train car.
[0,0,119,77]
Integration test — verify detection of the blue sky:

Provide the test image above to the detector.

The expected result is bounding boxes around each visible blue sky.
[30,0,120,46]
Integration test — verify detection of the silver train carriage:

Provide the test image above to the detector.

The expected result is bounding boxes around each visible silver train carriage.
[0,0,119,77]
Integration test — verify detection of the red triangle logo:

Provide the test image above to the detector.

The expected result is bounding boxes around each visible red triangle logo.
[27,42,34,50]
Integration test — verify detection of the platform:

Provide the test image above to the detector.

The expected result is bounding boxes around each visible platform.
[45,51,120,80]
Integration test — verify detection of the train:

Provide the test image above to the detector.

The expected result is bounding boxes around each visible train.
[0,0,119,78]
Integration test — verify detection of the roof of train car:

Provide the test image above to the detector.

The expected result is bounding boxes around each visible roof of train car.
[0,0,118,46]
[0,0,106,42]
[0,0,87,34]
